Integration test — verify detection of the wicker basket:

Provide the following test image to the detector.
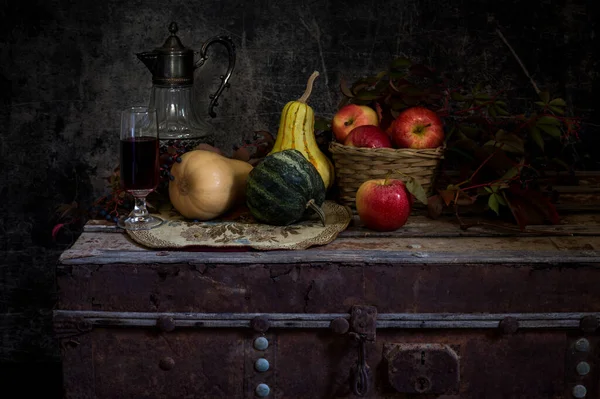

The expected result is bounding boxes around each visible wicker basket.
[329,141,444,210]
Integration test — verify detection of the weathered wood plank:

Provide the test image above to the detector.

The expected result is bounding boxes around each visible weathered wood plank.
[66,230,600,253]
[60,228,600,265]
[59,247,600,265]
[83,213,600,236]
[56,261,600,314]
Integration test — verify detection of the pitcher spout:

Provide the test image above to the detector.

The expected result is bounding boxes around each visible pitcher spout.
[136,52,158,74]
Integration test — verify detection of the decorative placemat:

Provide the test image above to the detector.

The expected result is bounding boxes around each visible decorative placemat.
[127,201,353,250]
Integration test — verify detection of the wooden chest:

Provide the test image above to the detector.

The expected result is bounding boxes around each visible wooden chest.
[54,212,600,398]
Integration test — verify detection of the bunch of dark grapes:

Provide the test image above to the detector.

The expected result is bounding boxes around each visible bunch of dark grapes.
[158,140,186,185]
[156,141,187,199]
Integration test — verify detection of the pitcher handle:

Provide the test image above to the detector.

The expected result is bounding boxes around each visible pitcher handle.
[195,36,236,118]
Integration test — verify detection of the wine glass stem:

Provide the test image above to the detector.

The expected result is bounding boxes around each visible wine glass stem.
[132,196,149,218]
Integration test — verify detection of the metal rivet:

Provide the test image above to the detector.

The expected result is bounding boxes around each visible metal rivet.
[254,358,270,372]
[572,384,587,398]
[156,316,175,332]
[576,361,591,376]
[498,316,519,334]
[575,338,590,352]
[251,316,270,333]
[253,337,269,351]
[76,319,92,332]
[330,317,350,335]
[159,356,175,371]
[255,383,270,397]
[579,315,598,333]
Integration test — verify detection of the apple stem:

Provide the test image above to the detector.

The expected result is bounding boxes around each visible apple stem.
[306,199,326,227]
[384,171,393,185]
[297,71,320,103]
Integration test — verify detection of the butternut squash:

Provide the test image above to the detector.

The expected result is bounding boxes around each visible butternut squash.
[169,150,253,220]
[269,71,335,189]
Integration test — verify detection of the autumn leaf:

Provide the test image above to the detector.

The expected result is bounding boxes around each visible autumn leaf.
[438,189,458,206]
[374,102,384,123]
[314,116,331,132]
[549,98,567,107]
[339,77,355,98]
[455,192,478,206]
[391,57,412,70]
[405,176,428,205]
[500,165,521,182]
[409,63,435,78]
[427,195,444,219]
[450,91,468,101]
[495,130,524,154]
[51,223,65,240]
[232,147,251,162]
[488,193,500,215]
[487,192,507,216]
[529,126,545,150]
[504,184,560,230]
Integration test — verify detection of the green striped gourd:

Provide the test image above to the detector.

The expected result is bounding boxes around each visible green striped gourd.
[246,149,326,226]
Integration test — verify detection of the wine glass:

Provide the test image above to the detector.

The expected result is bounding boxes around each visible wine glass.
[118,106,164,230]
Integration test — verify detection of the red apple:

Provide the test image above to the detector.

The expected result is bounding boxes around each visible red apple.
[344,125,392,148]
[355,178,412,231]
[390,106,444,149]
[332,104,379,143]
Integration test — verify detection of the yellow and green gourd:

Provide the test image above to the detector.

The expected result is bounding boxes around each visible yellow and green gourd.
[269,71,335,189]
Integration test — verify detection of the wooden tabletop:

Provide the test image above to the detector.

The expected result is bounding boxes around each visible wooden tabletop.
[60,212,600,266]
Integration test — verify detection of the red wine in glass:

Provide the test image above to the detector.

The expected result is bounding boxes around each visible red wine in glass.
[119,136,159,191]
[118,106,163,230]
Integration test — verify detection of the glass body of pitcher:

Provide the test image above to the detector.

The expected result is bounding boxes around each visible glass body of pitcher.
[149,84,215,151]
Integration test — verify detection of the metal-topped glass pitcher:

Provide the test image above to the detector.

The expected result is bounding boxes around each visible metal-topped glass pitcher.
[136,22,236,151]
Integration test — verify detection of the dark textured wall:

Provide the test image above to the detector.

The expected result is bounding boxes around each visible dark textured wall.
[0,0,597,395]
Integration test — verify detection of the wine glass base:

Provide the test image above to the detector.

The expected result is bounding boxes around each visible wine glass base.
[118,214,164,231]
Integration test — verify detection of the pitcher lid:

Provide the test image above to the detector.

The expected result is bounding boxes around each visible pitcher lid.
[154,22,193,55]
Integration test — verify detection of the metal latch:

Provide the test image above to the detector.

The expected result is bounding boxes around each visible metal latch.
[349,305,377,341]
[348,305,377,396]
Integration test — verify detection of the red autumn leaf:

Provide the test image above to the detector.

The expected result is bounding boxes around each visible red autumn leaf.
[409,64,435,78]
[232,146,251,162]
[438,189,457,206]
[455,193,477,206]
[374,101,384,123]
[505,185,560,230]
[52,223,65,240]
